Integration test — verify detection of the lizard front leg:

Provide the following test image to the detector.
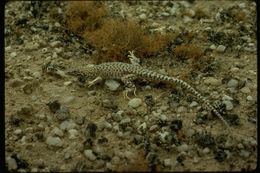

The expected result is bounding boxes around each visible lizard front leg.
[121,74,137,99]
[87,76,103,87]
[128,50,140,66]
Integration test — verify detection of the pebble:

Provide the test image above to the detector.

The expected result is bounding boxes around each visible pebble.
[227,79,238,88]
[112,111,123,122]
[84,150,97,161]
[68,129,79,139]
[25,42,40,50]
[209,44,216,50]
[128,98,142,108]
[160,114,168,121]
[204,77,221,86]
[163,158,172,167]
[230,67,240,73]
[120,117,131,124]
[177,106,186,113]
[7,157,18,171]
[32,71,41,79]
[177,144,189,152]
[14,129,22,135]
[222,100,233,110]
[240,87,251,94]
[189,101,198,107]
[10,52,17,58]
[202,147,210,154]
[64,81,72,86]
[63,96,75,104]
[246,95,253,101]
[50,127,64,137]
[50,41,61,47]
[138,122,147,133]
[222,95,233,101]
[149,125,158,132]
[239,150,250,158]
[59,120,76,131]
[170,6,177,15]
[139,13,147,20]
[105,80,120,91]
[216,45,226,52]
[46,136,63,147]
[87,90,96,96]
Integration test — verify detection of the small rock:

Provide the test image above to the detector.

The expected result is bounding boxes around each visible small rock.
[63,96,75,104]
[222,95,233,101]
[84,150,97,161]
[209,44,216,50]
[60,120,76,131]
[105,80,120,91]
[163,158,172,167]
[222,100,233,110]
[239,150,250,158]
[112,111,123,122]
[204,77,221,86]
[177,106,186,113]
[10,52,17,58]
[87,90,96,96]
[46,136,63,147]
[216,45,226,52]
[177,144,189,152]
[7,157,18,171]
[246,95,253,101]
[14,129,22,135]
[240,87,250,94]
[50,41,61,48]
[161,12,170,17]
[227,79,238,88]
[149,125,158,132]
[68,129,79,139]
[64,81,72,86]
[138,122,147,133]
[120,117,131,124]
[189,101,198,107]
[139,13,147,20]
[128,98,142,108]
[202,147,210,154]
[170,7,177,15]
[25,42,40,50]
[50,127,64,137]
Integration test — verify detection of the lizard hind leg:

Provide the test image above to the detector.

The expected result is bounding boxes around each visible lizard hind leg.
[121,74,137,99]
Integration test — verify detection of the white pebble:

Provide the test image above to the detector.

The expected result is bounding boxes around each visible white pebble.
[216,45,226,52]
[204,77,221,86]
[46,136,63,147]
[227,79,238,88]
[177,144,189,152]
[59,120,76,131]
[14,129,22,135]
[84,150,97,161]
[209,44,216,50]
[68,129,79,139]
[51,127,64,137]
[128,98,142,108]
[64,81,72,86]
[139,13,147,20]
[7,158,18,171]
[163,158,172,167]
[189,101,198,107]
[105,79,120,91]
[240,87,251,94]
[10,52,17,58]
[246,95,253,101]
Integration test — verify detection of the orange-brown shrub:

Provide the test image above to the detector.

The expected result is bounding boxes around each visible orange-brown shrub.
[173,44,204,61]
[66,1,108,34]
[83,19,170,61]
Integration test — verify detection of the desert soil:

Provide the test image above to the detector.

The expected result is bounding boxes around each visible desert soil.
[5,1,256,172]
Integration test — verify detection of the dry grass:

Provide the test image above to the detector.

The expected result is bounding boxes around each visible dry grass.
[173,44,204,61]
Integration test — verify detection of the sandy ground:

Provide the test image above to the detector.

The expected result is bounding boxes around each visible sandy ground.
[5,1,256,172]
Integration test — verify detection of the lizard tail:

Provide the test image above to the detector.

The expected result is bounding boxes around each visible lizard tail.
[141,71,229,127]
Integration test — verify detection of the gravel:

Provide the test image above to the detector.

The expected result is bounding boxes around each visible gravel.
[50,127,64,137]
[216,45,226,52]
[204,77,221,86]
[227,79,239,88]
[240,87,251,94]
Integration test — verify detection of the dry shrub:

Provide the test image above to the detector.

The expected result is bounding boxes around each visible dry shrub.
[173,44,204,61]
[83,19,170,61]
[66,1,108,34]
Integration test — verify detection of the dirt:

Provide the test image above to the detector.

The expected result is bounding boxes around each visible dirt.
[5,1,257,172]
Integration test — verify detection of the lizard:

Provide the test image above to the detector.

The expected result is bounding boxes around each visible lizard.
[68,51,229,127]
